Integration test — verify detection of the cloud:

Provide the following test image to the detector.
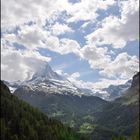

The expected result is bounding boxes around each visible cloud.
[80,21,91,29]
[70,72,80,79]
[3,23,81,56]
[67,72,94,89]
[86,0,139,48]
[1,0,139,84]
[66,0,115,22]
[67,72,128,91]
[1,22,81,82]
[17,25,48,49]
[100,52,139,79]
[43,36,81,55]
[92,78,129,90]
[1,0,64,28]
[81,45,111,69]
[78,0,139,79]
[59,38,81,55]
[79,44,139,79]
[51,22,74,36]
[65,71,130,100]
[1,40,51,82]
[1,0,115,29]
[3,24,49,50]
[2,17,139,81]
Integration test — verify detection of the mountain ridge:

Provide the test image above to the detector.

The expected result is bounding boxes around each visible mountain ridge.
[4,62,132,100]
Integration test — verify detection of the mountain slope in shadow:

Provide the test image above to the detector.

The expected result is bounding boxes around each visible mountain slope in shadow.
[0,80,88,140]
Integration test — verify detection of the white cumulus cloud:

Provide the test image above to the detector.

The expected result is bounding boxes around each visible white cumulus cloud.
[100,52,139,79]
[86,0,139,48]
[1,40,51,82]
[51,22,74,36]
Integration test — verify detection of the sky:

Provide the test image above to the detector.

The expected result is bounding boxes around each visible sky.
[1,0,139,90]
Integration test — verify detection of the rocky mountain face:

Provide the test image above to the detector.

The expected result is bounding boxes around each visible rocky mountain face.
[115,72,139,105]
[28,63,65,83]
[3,80,22,93]
[6,63,83,96]
[73,81,132,101]
[101,80,132,101]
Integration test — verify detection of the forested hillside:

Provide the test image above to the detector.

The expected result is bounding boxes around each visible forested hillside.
[0,81,88,140]
[94,72,139,140]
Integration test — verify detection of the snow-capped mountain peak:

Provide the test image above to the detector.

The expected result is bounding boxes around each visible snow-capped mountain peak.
[6,63,83,97]
[28,63,65,83]
[4,62,133,100]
